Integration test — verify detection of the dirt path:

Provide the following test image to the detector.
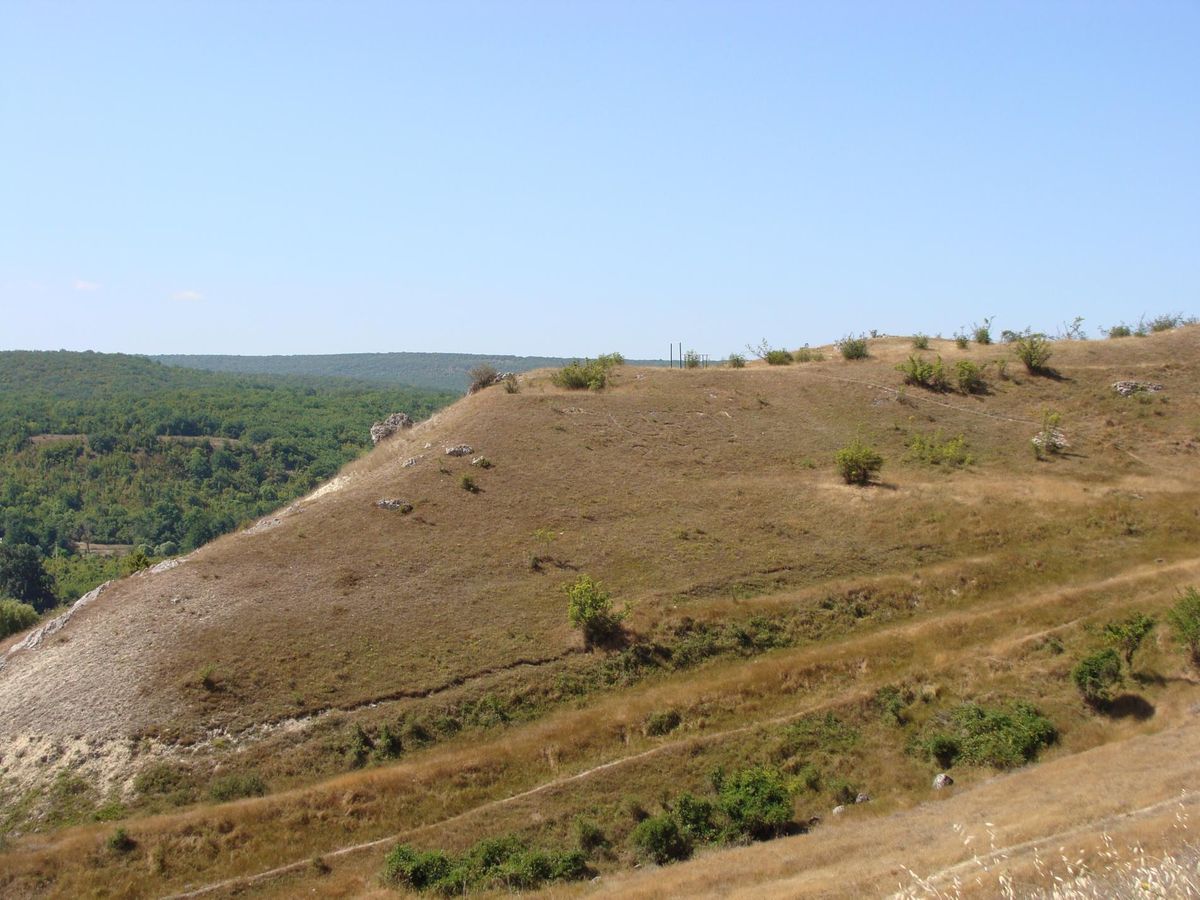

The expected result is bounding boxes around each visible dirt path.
[160,554,1200,899]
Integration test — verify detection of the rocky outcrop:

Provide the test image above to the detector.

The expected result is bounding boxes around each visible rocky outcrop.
[370,413,414,444]
[1113,381,1164,396]
[375,499,413,513]
[445,444,473,457]
[933,773,954,790]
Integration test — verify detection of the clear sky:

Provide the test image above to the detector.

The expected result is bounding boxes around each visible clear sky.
[2,1,1197,358]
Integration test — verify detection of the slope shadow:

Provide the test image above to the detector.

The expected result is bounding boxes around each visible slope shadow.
[1103,693,1155,721]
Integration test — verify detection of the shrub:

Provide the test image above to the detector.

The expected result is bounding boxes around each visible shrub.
[836,334,869,360]
[502,374,519,393]
[896,355,950,391]
[565,575,625,646]
[943,702,1057,767]
[906,431,973,467]
[673,793,720,841]
[925,733,961,768]
[383,836,586,893]
[467,363,499,393]
[645,709,681,736]
[912,333,930,350]
[133,762,195,805]
[835,439,883,485]
[0,598,39,639]
[121,548,152,576]
[460,474,480,493]
[718,765,793,839]
[954,360,986,394]
[1058,316,1087,340]
[972,317,994,345]
[764,349,792,365]
[1013,331,1052,373]
[1167,587,1200,664]
[683,350,702,369]
[1072,649,1122,705]
[793,347,825,362]
[597,352,625,367]
[381,844,452,890]
[1108,324,1134,338]
[727,353,746,368]
[209,772,266,802]
[1148,313,1191,333]
[107,827,136,853]
[631,813,692,864]
[1032,410,1066,458]
[575,817,609,854]
[1102,613,1155,665]
[954,333,969,350]
[552,359,607,390]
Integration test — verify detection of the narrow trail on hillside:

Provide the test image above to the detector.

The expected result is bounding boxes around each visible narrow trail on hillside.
[201,647,585,744]
[161,554,1200,900]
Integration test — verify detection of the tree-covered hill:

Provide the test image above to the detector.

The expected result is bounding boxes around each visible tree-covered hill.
[0,351,455,606]
[151,351,668,392]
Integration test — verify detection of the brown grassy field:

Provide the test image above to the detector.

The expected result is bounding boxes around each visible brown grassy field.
[1,327,1198,897]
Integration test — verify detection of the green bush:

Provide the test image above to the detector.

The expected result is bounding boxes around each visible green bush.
[896,355,949,391]
[575,817,609,854]
[552,359,608,390]
[764,349,792,365]
[460,474,480,493]
[906,431,973,467]
[673,793,720,841]
[718,766,793,839]
[954,333,969,349]
[631,813,692,864]
[1167,587,1200,664]
[793,347,825,362]
[1102,613,1155,665]
[381,844,453,891]
[682,350,702,369]
[954,360,986,394]
[645,709,681,736]
[836,335,869,360]
[0,598,39,639]
[1013,332,1053,373]
[208,772,266,802]
[727,353,746,369]
[835,439,883,485]
[106,827,136,853]
[1072,649,1122,705]
[597,352,625,368]
[565,575,625,646]
[133,762,196,806]
[912,333,930,350]
[935,702,1057,768]
[925,733,961,768]
[972,318,994,345]
[1108,324,1134,338]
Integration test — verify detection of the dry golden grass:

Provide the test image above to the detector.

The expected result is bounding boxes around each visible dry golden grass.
[1,326,1199,897]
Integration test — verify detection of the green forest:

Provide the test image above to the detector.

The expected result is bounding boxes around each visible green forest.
[0,351,455,622]
[152,351,668,392]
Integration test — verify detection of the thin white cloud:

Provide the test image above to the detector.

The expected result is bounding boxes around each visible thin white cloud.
[172,289,204,302]
[73,279,101,291]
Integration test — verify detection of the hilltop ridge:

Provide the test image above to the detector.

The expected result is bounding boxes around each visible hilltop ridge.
[2,328,1199,897]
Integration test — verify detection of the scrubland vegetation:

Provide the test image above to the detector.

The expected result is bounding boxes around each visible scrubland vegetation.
[1,317,1199,898]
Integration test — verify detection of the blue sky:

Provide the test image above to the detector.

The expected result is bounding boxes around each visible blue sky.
[2,1,1197,358]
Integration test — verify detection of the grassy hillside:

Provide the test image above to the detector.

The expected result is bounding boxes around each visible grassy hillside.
[1,328,1199,898]
[151,351,671,392]
[0,351,455,606]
